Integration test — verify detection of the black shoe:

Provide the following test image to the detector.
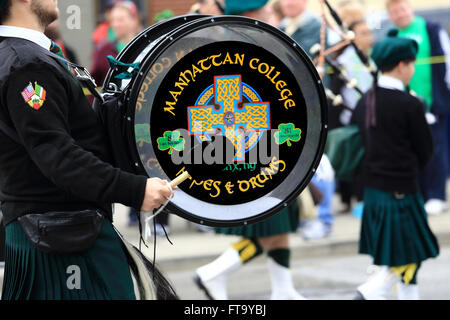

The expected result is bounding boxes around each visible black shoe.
[353,290,366,300]
[193,273,215,300]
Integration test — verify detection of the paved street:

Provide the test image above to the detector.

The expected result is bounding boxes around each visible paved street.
[166,246,450,300]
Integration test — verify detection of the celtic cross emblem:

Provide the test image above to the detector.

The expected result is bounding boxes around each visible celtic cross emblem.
[187,75,271,161]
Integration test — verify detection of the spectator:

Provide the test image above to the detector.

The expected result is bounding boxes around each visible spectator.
[90,1,141,86]
[386,0,450,216]
[279,0,323,59]
[92,0,117,50]
[328,4,375,215]
[193,0,225,15]
[300,155,336,240]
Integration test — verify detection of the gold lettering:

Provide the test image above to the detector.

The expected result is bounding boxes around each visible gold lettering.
[237,180,250,192]
[266,69,281,84]
[189,179,204,189]
[210,181,221,198]
[271,156,286,172]
[174,77,188,91]
[276,80,287,91]
[249,176,264,189]
[180,70,195,83]
[198,57,211,71]
[284,99,296,109]
[211,54,223,67]
[258,62,269,74]
[234,53,245,66]
[170,90,182,102]
[225,181,234,194]
[191,64,203,79]
[164,101,176,116]
[203,179,213,191]
[223,52,233,65]
[279,89,293,102]
[256,173,269,184]
[249,58,259,69]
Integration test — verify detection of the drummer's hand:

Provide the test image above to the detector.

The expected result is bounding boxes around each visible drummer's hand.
[141,178,173,212]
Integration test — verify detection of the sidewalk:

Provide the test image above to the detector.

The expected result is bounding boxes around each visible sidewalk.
[113,203,450,270]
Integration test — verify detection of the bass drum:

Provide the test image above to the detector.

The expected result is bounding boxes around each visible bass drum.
[102,15,328,228]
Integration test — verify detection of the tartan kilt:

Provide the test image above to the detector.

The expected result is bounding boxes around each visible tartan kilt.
[1,219,135,300]
[215,200,300,238]
[359,187,440,267]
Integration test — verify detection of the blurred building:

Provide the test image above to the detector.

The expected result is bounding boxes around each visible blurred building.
[55,0,448,68]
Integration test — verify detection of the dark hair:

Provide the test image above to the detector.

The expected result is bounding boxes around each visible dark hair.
[0,0,12,25]
[380,57,416,73]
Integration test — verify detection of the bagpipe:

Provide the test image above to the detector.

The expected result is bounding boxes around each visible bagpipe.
[310,0,380,181]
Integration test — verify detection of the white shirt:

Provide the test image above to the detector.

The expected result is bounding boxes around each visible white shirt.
[0,25,51,50]
[377,74,405,91]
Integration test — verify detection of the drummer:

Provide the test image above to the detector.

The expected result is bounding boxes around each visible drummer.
[0,0,171,300]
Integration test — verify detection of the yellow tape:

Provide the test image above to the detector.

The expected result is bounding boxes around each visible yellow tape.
[326,55,448,74]
[391,263,418,285]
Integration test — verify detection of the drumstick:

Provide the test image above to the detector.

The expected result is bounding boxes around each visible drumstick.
[170,171,191,188]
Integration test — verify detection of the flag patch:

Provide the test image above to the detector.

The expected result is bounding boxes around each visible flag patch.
[21,82,46,110]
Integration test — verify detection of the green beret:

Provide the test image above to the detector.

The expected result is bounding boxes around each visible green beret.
[225,0,269,15]
[371,29,418,69]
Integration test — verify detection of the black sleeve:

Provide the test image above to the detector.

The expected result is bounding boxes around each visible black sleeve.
[4,62,146,209]
[408,98,434,169]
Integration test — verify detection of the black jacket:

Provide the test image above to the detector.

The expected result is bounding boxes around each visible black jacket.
[0,37,147,224]
[351,86,433,194]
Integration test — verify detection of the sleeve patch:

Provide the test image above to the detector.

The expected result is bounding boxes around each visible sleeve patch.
[21,82,47,110]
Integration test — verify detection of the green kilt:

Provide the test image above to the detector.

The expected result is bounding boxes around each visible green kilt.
[215,200,299,237]
[1,219,135,300]
[359,187,439,267]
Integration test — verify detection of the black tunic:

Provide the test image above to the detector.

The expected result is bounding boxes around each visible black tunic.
[351,86,433,194]
[0,37,147,224]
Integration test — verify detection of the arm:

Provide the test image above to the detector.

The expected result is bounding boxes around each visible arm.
[5,62,148,209]
[408,99,434,169]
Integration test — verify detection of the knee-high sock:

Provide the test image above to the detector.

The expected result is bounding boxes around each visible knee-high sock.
[195,238,263,299]
[392,263,421,300]
[357,266,400,300]
[267,248,305,300]
[267,248,290,268]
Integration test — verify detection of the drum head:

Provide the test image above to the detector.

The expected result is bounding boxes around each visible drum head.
[127,16,328,227]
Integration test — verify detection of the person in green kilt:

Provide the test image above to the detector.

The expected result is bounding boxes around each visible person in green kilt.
[350,30,439,300]
[0,0,173,300]
[193,0,307,300]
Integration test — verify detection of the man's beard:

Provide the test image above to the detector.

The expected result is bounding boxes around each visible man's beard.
[31,0,58,28]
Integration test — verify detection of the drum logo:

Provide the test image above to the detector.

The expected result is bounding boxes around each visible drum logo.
[187,75,270,161]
